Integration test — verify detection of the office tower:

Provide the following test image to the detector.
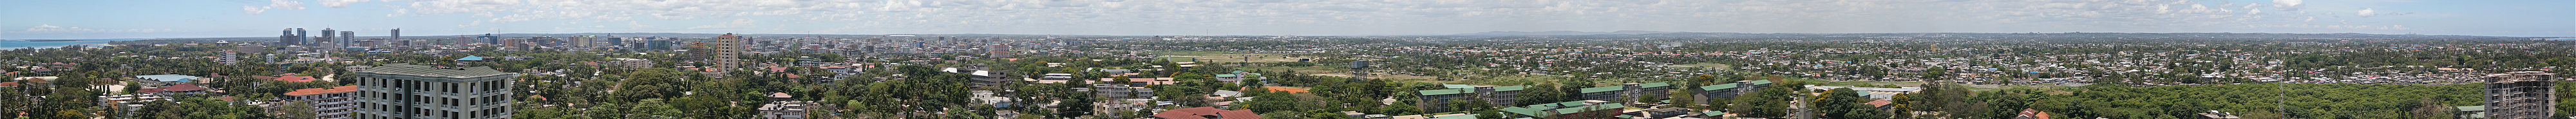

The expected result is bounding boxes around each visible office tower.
[350,64,519,119]
[342,31,355,42]
[390,28,402,49]
[477,34,500,45]
[2483,71,2560,119]
[321,28,337,44]
[297,28,310,46]
[281,28,303,46]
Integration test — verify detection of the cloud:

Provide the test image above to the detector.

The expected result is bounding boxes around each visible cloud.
[22,24,169,33]
[269,0,305,10]
[242,0,305,15]
[688,19,757,29]
[2357,8,2375,17]
[2273,0,2302,10]
[320,0,368,8]
[243,6,268,14]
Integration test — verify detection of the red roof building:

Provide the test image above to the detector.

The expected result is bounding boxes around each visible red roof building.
[2015,108,2052,119]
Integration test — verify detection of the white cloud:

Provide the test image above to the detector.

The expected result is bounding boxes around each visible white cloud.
[243,0,304,15]
[320,0,368,8]
[689,19,757,29]
[2272,0,2302,10]
[269,0,305,10]
[2356,8,2376,17]
[243,6,268,14]
[22,24,169,33]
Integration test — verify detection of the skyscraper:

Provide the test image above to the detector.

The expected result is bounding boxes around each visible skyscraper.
[477,34,500,45]
[281,28,303,46]
[320,28,339,50]
[390,28,402,49]
[296,28,310,46]
[351,64,518,119]
[341,30,357,46]
[2483,71,2559,119]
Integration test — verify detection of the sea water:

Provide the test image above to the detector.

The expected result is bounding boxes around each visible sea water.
[0,39,138,50]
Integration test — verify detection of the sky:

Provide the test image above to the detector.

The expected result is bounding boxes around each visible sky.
[1,0,2568,39]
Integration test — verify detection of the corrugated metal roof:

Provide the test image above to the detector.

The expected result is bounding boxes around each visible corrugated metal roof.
[1580,86,1624,93]
[1640,82,1670,88]
[1493,86,1530,91]
[1419,89,1471,96]
[1700,83,1739,91]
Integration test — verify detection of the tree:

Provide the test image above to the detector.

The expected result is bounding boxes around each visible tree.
[1475,108,1505,119]
[1817,88,1888,119]
[1378,101,1423,116]
[1729,82,1795,118]
[2409,97,2455,119]
[1516,84,1566,105]
[283,101,317,119]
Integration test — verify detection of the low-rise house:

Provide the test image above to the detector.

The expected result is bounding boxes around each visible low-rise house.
[760,101,813,119]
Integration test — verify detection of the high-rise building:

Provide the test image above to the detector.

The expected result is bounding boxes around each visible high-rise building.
[341,31,355,42]
[296,28,310,46]
[281,28,303,46]
[342,31,357,49]
[321,28,338,45]
[708,33,744,73]
[477,34,500,45]
[2483,71,2559,119]
[350,64,518,119]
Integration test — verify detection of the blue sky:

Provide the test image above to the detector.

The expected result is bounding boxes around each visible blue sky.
[1,0,2568,39]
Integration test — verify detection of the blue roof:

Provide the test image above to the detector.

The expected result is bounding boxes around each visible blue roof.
[135,75,199,82]
[457,55,486,60]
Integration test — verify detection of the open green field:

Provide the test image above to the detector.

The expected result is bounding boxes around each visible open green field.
[1153,51,1311,63]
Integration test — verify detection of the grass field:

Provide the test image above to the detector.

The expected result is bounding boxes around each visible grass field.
[1152,51,1314,63]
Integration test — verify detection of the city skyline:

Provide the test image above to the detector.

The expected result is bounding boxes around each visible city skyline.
[4,0,2571,39]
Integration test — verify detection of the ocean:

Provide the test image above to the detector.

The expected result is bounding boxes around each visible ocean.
[0,39,140,50]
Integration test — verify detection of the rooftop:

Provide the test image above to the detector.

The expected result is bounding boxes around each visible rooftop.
[134,75,199,82]
[283,86,360,96]
[359,64,515,78]
[1579,86,1624,93]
